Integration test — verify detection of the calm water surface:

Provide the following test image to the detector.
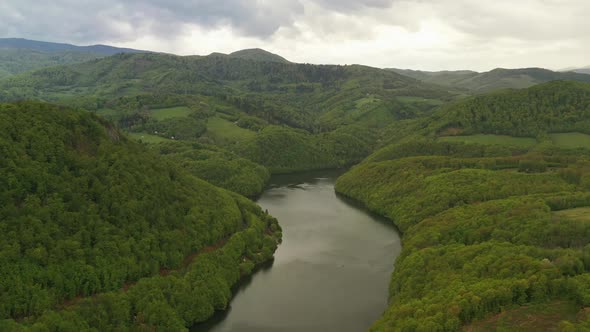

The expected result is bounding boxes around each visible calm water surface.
[195,170,401,332]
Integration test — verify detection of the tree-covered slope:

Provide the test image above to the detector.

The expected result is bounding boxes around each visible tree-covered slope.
[0,51,456,174]
[389,69,477,91]
[336,80,590,331]
[154,141,270,198]
[336,140,590,331]
[391,67,590,93]
[228,48,290,63]
[0,52,453,130]
[0,102,281,330]
[378,80,590,146]
[428,80,590,138]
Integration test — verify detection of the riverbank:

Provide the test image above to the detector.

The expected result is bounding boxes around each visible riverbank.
[2,196,281,331]
[334,142,590,330]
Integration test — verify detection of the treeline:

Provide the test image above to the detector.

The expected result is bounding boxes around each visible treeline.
[335,140,590,330]
[0,102,281,330]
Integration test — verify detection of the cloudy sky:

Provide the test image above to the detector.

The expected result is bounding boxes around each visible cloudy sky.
[1,0,588,71]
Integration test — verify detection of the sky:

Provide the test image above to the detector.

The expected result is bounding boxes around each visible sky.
[1,0,588,71]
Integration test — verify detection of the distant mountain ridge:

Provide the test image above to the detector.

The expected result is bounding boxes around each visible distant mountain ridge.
[390,67,590,93]
[571,67,590,75]
[0,38,149,79]
[0,38,147,55]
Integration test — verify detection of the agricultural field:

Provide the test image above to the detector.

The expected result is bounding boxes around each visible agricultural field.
[128,132,171,143]
[205,116,256,144]
[553,207,590,222]
[549,133,590,149]
[396,95,445,106]
[148,106,193,120]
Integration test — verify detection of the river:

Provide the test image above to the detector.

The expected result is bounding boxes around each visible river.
[195,170,402,332]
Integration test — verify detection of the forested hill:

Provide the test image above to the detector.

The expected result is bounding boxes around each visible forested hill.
[427,80,590,137]
[0,38,146,55]
[228,48,290,63]
[0,52,450,104]
[0,52,453,128]
[390,67,590,93]
[335,83,590,329]
[0,102,281,330]
[0,51,456,174]
[0,38,147,79]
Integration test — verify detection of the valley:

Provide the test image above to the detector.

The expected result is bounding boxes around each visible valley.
[2,37,590,331]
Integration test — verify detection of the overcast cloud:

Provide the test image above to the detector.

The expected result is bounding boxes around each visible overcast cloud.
[1,0,588,71]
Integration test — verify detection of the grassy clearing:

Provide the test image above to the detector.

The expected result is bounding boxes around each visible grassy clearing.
[550,133,590,149]
[148,106,192,120]
[464,301,581,332]
[127,132,170,144]
[553,207,590,222]
[355,96,381,108]
[438,134,538,148]
[205,116,256,143]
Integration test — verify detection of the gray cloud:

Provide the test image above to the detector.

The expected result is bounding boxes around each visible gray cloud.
[1,0,589,70]
[311,0,394,11]
[0,0,306,42]
[0,0,398,43]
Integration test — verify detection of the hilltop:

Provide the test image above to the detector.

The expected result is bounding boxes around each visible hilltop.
[0,38,147,55]
[229,48,290,63]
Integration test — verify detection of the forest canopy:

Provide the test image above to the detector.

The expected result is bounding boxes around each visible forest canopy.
[0,102,281,330]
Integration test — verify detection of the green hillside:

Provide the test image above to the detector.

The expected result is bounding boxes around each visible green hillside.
[0,52,454,173]
[154,141,270,198]
[376,80,590,147]
[0,48,106,79]
[0,102,281,331]
[391,67,590,93]
[334,81,590,330]
[6,42,590,331]
[430,80,590,137]
[336,140,590,331]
